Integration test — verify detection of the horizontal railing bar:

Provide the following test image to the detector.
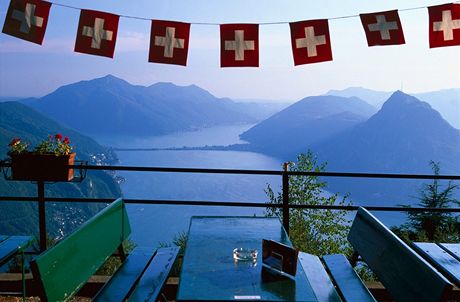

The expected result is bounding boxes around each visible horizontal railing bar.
[1,162,459,179]
[78,165,283,175]
[1,196,459,212]
[70,165,460,180]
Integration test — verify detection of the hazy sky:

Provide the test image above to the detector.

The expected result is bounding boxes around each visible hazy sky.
[0,0,459,100]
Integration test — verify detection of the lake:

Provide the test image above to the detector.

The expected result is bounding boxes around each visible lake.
[97,124,411,247]
[97,124,284,247]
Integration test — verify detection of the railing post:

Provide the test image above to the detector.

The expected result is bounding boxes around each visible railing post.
[282,162,290,234]
[37,181,46,252]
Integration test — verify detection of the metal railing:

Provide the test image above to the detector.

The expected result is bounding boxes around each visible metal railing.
[1,162,460,251]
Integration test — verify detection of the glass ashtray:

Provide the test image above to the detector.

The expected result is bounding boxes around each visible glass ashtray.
[233,248,258,262]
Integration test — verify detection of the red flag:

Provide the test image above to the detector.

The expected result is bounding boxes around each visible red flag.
[2,0,51,45]
[74,10,119,58]
[428,3,460,48]
[360,10,405,46]
[290,19,332,66]
[220,24,259,67]
[149,20,191,66]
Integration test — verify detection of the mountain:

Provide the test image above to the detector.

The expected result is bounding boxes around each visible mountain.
[414,89,460,129]
[0,101,121,237]
[326,87,460,129]
[0,97,22,103]
[239,95,377,158]
[325,87,391,108]
[313,91,460,204]
[22,75,256,137]
[233,100,292,121]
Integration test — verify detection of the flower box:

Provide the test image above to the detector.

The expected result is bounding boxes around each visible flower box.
[11,153,76,181]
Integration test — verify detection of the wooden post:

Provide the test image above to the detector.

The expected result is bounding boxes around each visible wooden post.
[282,162,290,234]
[37,181,46,252]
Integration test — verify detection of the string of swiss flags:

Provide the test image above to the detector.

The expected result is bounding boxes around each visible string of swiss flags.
[2,0,460,67]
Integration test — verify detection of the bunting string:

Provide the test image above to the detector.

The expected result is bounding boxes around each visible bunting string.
[44,1,459,24]
[1,0,460,67]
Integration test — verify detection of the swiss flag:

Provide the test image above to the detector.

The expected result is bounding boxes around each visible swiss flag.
[290,19,332,65]
[360,10,405,46]
[74,10,119,58]
[220,24,258,67]
[149,20,191,66]
[428,4,460,48]
[2,0,51,45]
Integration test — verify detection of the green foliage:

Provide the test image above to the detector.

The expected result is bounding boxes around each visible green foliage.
[355,262,378,282]
[171,231,188,255]
[7,137,28,155]
[96,239,136,276]
[159,231,188,276]
[265,151,352,256]
[393,161,459,243]
[31,134,72,156]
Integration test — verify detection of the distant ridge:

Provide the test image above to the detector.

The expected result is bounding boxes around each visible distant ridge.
[326,87,460,129]
[22,75,257,137]
[240,95,377,158]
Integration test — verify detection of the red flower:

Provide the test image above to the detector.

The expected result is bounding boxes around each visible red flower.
[9,138,21,146]
[63,137,70,145]
[55,133,63,140]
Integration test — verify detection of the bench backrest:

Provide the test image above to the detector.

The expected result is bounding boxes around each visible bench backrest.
[30,198,131,302]
[348,207,452,302]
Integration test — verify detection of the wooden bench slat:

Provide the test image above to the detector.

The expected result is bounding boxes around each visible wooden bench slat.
[0,236,33,266]
[413,242,460,288]
[298,252,341,302]
[323,254,376,302]
[93,247,156,302]
[348,207,453,302]
[31,198,131,302]
[439,243,460,262]
[0,235,8,244]
[128,247,179,301]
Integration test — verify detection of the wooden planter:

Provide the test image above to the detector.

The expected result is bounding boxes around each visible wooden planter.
[11,153,76,181]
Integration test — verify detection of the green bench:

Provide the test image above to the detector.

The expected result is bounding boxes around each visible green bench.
[300,207,454,302]
[30,198,179,302]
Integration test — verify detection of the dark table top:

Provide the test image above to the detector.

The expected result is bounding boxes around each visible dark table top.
[176,217,318,302]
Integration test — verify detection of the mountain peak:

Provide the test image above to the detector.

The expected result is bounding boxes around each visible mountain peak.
[149,82,207,93]
[149,82,177,89]
[382,90,432,111]
[92,74,131,86]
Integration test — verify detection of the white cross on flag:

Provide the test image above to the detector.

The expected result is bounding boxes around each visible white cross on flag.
[360,10,405,46]
[149,20,191,66]
[74,10,119,58]
[221,24,259,67]
[429,4,460,48]
[2,0,51,45]
[290,19,332,65]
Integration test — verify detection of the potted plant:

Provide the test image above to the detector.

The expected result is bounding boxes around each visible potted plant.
[8,134,76,181]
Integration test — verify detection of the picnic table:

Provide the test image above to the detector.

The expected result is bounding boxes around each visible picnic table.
[412,242,460,288]
[176,216,319,302]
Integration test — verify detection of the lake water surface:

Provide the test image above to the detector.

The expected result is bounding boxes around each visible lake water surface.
[98,124,284,247]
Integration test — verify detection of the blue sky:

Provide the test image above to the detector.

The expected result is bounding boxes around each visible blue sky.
[0,0,459,100]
